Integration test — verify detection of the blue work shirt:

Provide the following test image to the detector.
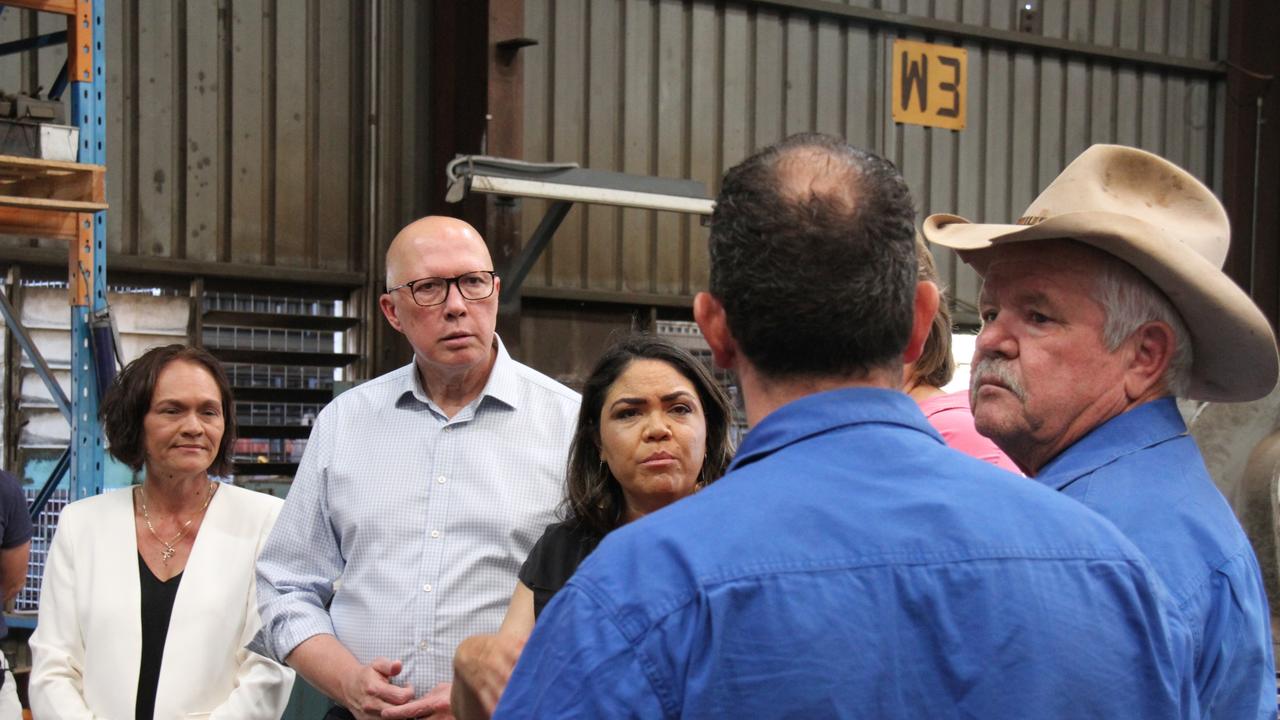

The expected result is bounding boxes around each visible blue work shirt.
[1037,397,1275,720]
[496,388,1196,718]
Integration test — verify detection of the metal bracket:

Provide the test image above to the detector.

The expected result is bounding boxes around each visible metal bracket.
[0,31,67,58]
[49,60,69,101]
[29,446,69,521]
[500,200,572,305]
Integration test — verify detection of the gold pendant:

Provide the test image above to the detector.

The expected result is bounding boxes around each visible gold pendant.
[161,545,176,563]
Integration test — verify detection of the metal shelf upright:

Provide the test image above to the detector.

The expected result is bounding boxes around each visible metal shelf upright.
[69,0,108,502]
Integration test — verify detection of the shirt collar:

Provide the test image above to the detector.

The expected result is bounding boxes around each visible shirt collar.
[480,336,520,409]
[398,334,521,413]
[729,387,942,472]
[1035,397,1186,491]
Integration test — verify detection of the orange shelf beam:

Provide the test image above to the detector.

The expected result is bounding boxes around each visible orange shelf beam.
[0,0,76,15]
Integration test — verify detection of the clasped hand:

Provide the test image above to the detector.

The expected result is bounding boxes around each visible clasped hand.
[342,657,454,720]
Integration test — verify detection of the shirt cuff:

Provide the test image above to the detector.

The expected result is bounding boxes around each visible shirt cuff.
[258,604,337,664]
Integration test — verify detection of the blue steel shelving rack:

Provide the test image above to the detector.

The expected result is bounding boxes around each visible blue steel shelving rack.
[0,0,110,512]
[69,0,108,502]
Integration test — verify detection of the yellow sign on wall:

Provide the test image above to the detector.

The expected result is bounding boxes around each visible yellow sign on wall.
[891,39,967,131]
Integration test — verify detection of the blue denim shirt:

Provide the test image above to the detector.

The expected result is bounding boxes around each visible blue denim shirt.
[1037,397,1275,720]
[496,388,1196,718]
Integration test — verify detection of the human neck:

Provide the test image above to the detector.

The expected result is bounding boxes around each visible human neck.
[416,351,496,418]
[737,362,899,426]
[141,471,212,515]
[1010,391,1165,477]
[905,381,947,403]
[621,497,667,525]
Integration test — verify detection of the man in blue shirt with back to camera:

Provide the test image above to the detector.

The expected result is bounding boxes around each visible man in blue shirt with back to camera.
[490,133,1197,718]
[925,143,1278,719]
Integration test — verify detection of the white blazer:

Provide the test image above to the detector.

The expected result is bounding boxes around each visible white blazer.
[29,483,295,720]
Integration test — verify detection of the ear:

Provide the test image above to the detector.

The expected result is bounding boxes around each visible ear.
[902,281,940,366]
[492,274,502,301]
[1122,320,1175,400]
[379,293,405,333]
[694,292,738,370]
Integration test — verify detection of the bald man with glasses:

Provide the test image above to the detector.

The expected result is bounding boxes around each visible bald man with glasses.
[255,216,580,720]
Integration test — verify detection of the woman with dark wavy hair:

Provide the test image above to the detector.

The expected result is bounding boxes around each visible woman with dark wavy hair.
[450,334,734,718]
[30,344,293,719]
[517,334,733,619]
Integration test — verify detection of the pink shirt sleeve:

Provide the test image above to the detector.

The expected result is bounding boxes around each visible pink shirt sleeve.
[918,391,1022,475]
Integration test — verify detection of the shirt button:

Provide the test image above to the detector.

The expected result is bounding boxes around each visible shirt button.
[419,640,428,650]
[430,530,441,539]
[437,475,446,484]
[423,583,432,593]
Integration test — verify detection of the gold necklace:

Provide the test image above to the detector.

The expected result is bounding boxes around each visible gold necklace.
[137,481,216,564]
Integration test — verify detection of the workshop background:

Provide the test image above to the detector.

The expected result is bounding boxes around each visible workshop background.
[0,0,1274,716]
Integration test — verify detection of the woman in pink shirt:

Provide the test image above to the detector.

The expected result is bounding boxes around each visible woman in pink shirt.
[905,236,1020,474]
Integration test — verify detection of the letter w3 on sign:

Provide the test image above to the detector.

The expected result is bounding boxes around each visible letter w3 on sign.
[891,39,967,131]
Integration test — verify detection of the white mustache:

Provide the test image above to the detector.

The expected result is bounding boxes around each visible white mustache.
[970,358,1027,402]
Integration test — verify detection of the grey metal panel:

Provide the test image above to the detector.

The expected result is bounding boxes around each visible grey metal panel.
[550,0,587,291]
[369,0,432,251]
[523,0,1224,322]
[656,0,689,295]
[88,0,375,274]
[585,0,623,291]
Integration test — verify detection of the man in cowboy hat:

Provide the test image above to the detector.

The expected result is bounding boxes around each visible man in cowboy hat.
[924,144,1278,719]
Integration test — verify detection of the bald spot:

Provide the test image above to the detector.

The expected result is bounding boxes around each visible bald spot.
[385,216,493,288]
[772,146,861,212]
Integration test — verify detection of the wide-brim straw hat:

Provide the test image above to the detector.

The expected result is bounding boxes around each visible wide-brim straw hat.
[921,143,1277,403]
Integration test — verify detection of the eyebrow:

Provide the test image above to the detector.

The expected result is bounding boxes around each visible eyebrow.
[979,286,1055,307]
[152,397,221,408]
[608,390,697,410]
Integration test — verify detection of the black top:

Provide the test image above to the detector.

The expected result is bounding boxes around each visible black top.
[0,469,32,639]
[136,553,183,720]
[518,520,604,618]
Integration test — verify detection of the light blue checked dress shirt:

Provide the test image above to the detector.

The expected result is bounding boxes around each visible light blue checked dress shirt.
[255,338,580,691]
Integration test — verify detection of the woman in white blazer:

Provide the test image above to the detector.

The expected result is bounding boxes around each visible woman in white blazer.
[29,345,294,719]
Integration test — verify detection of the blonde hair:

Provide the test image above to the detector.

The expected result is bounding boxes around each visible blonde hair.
[910,234,955,388]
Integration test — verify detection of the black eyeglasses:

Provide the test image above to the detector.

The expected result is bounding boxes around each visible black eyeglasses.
[387,271,498,307]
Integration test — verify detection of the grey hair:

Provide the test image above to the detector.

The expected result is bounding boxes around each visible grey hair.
[1094,258,1193,397]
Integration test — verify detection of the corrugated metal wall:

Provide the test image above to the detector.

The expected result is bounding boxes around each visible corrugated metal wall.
[520,0,1224,323]
[0,0,431,282]
[105,0,365,271]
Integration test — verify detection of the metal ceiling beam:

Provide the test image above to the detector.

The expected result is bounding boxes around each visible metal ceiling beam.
[744,0,1224,77]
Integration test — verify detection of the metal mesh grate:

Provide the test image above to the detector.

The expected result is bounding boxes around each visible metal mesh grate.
[16,488,69,613]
